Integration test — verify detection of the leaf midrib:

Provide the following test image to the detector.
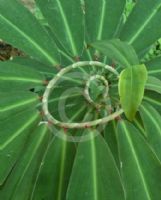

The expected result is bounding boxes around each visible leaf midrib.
[122,122,151,200]
[90,132,98,200]
[57,138,67,200]
[0,13,58,65]
[55,0,78,56]
[0,97,37,112]
[140,105,161,136]
[0,113,39,149]
[12,126,48,196]
[0,76,43,83]
[129,2,161,44]
[143,96,161,106]
[97,0,106,40]
[148,69,161,75]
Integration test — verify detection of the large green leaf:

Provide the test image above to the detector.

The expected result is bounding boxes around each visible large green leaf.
[0,125,51,200]
[117,120,161,200]
[0,109,40,186]
[36,0,84,57]
[0,61,45,91]
[85,0,126,42]
[32,134,76,200]
[67,131,125,200]
[140,102,161,161]
[92,39,139,68]
[0,0,60,66]
[118,64,147,120]
[120,0,161,55]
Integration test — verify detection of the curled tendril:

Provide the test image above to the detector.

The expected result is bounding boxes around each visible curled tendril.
[42,61,123,129]
[84,74,109,109]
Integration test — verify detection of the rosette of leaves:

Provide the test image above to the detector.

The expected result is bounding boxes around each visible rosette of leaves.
[1,0,161,199]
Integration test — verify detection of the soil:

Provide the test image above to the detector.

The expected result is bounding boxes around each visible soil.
[0,41,23,61]
[0,0,34,61]
[21,0,35,12]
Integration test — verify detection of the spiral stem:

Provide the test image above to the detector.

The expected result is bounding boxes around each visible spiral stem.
[84,74,109,109]
[42,61,122,129]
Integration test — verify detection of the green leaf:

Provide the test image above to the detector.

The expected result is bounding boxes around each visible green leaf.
[0,109,40,185]
[0,91,39,121]
[120,0,161,55]
[104,121,120,167]
[0,61,45,91]
[0,125,51,200]
[0,0,60,66]
[145,76,161,94]
[67,131,125,200]
[32,134,76,200]
[143,91,161,115]
[146,56,161,79]
[132,113,146,137]
[117,120,161,200]
[119,64,148,120]
[85,0,126,42]
[36,0,84,57]
[140,102,161,161]
[92,39,139,68]
[12,57,58,75]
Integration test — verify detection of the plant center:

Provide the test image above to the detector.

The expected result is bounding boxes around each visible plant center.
[42,61,123,129]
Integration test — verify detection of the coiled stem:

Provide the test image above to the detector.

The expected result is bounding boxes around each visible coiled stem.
[42,61,123,129]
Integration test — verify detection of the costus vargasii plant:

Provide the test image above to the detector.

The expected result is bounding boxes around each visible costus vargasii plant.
[1,0,161,199]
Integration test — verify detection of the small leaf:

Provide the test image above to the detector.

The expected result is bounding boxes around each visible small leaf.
[92,39,139,68]
[118,64,147,120]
